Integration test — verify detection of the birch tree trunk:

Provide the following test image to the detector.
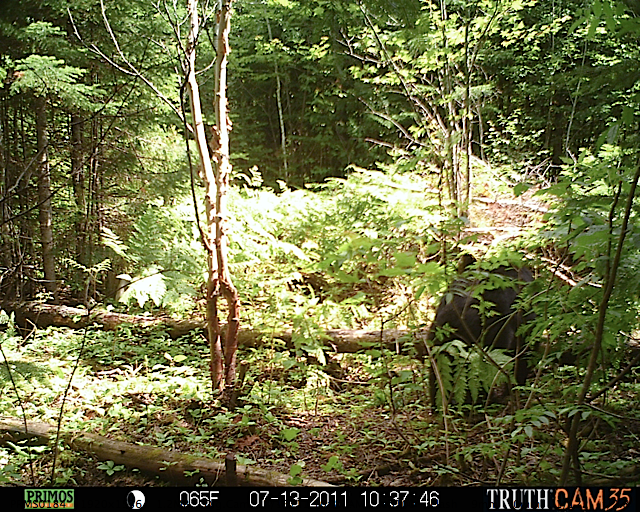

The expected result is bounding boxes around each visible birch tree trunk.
[213,0,241,395]
[185,0,239,396]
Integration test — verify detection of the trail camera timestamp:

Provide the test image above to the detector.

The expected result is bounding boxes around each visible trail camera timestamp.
[361,490,440,508]
[248,490,348,508]
[247,490,440,509]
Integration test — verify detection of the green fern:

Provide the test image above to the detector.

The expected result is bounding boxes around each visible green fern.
[433,341,518,408]
[118,268,167,308]
[101,227,130,260]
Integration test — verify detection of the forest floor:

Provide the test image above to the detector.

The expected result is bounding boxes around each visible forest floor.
[3,187,640,488]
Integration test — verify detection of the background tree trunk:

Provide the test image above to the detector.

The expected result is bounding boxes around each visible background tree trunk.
[0,90,13,285]
[70,112,87,268]
[35,95,57,300]
[266,17,288,178]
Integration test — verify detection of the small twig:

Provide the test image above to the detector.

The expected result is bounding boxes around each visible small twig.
[68,4,191,131]
[0,337,36,484]
[50,308,92,485]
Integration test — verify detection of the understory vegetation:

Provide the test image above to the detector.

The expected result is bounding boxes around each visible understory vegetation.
[2,163,640,486]
[1,0,640,488]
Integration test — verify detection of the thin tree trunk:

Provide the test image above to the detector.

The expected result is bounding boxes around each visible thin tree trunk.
[185,0,222,392]
[560,162,640,484]
[266,17,288,178]
[87,116,101,265]
[185,0,239,395]
[70,113,87,267]
[213,0,241,396]
[0,90,13,275]
[35,95,57,300]
[462,17,471,214]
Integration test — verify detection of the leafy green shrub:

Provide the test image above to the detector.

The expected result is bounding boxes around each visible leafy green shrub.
[535,143,640,381]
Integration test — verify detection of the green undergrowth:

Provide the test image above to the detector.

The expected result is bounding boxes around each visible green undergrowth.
[2,162,640,486]
[1,316,639,486]
[109,168,486,329]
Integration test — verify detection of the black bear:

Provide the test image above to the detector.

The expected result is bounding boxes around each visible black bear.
[420,255,535,409]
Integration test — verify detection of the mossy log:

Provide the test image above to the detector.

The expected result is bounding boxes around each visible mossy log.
[5,302,415,352]
[0,417,332,487]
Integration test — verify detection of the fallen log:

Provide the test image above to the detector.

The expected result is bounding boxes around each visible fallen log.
[8,302,205,339]
[0,417,333,487]
[5,302,414,353]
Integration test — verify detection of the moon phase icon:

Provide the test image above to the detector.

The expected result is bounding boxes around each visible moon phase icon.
[127,490,146,509]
